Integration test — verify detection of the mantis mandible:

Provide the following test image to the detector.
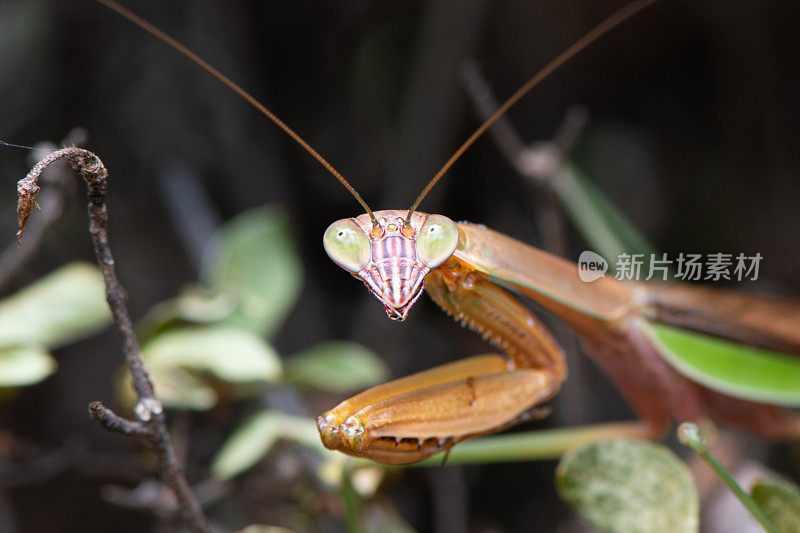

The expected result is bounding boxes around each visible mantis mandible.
[96,0,800,465]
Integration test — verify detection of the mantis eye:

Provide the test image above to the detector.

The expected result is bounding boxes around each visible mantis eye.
[416,215,459,268]
[323,219,370,272]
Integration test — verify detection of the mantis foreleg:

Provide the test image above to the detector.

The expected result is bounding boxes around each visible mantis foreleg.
[317,255,567,464]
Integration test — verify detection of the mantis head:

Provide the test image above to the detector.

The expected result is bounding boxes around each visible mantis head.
[323,210,459,321]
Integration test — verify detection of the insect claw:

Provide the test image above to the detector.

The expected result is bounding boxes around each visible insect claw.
[440,450,451,466]
[342,416,366,453]
[523,406,553,421]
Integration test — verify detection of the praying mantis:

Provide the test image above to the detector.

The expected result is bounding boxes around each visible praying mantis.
[91,0,800,466]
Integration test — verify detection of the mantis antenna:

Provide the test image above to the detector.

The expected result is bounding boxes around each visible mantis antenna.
[95,0,657,229]
[93,0,380,228]
[404,0,660,225]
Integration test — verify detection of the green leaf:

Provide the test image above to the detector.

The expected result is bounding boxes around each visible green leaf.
[121,326,282,410]
[211,411,282,479]
[202,206,303,338]
[143,326,282,384]
[552,165,658,271]
[646,323,800,407]
[148,367,218,410]
[556,439,699,533]
[285,341,388,392]
[136,287,237,343]
[751,478,800,533]
[116,361,217,411]
[0,262,111,349]
[211,410,318,479]
[0,344,56,387]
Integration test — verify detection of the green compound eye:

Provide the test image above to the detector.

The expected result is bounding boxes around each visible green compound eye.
[323,219,371,272]
[417,215,459,268]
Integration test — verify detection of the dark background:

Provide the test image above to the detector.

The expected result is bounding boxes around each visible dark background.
[1,0,799,531]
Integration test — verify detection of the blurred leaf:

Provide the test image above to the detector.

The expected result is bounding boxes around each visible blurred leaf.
[117,365,217,411]
[751,478,800,533]
[143,326,281,384]
[202,206,302,338]
[122,326,281,411]
[285,341,388,392]
[153,367,217,410]
[211,411,282,479]
[0,344,56,387]
[362,502,417,533]
[350,467,384,499]
[211,410,318,479]
[647,323,800,407]
[556,439,698,533]
[552,165,658,272]
[0,262,111,349]
[236,527,294,533]
[136,287,237,343]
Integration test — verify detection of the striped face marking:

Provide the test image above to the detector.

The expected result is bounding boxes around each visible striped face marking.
[323,210,459,321]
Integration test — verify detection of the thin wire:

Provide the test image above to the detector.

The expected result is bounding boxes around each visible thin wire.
[94,0,378,227]
[405,0,659,224]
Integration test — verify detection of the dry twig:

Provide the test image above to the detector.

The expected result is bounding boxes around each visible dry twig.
[460,59,590,256]
[16,147,209,533]
[0,130,86,290]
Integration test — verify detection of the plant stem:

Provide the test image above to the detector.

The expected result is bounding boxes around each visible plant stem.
[408,421,651,466]
[0,135,81,291]
[17,147,210,533]
[341,466,362,533]
[678,422,777,533]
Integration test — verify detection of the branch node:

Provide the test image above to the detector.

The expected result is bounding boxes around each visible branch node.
[135,398,164,422]
[89,401,152,439]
